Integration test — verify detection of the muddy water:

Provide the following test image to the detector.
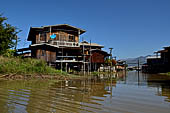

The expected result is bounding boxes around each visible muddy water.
[0,72,170,113]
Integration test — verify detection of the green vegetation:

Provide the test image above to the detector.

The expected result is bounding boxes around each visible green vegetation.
[0,14,21,55]
[160,72,170,76]
[0,14,66,78]
[0,56,63,75]
[91,71,100,75]
[2,49,16,57]
[167,72,170,76]
[104,58,117,66]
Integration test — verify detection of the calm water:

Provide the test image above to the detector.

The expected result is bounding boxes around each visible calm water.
[0,71,170,113]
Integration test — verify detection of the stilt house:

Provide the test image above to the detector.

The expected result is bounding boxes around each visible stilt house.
[142,46,170,73]
[17,24,109,71]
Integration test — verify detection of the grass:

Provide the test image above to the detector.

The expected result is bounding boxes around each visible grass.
[159,72,170,76]
[163,72,170,76]
[0,56,64,75]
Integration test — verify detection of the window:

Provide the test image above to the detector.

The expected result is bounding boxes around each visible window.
[69,35,75,42]
[59,32,66,41]
[40,33,46,41]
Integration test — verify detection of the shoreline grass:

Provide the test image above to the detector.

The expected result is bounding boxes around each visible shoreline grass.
[0,56,65,76]
[159,72,170,76]
[0,56,87,80]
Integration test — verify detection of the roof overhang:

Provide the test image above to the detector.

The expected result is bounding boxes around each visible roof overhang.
[163,46,170,50]
[154,49,168,53]
[28,24,86,41]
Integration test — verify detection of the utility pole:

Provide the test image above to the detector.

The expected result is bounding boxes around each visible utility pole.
[61,47,64,73]
[137,58,140,85]
[109,48,113,73]
[124,61,127,73]
[90,40,92,74]
[114,56,117,72]
[138,58,140,72]
[82,37,85,75]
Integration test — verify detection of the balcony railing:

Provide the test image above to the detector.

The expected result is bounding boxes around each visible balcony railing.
[55,60,83,63]
[39,40,80,47]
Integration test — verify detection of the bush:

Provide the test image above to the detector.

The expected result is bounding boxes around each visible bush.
[2,49,16,58]
[0,56,62,75]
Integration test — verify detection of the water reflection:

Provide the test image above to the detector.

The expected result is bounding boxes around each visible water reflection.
[0,72,170,113]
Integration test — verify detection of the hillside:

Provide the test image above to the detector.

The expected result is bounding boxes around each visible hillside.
[123,56,150,66]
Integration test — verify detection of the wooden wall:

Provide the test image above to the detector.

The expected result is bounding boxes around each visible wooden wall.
[91,52,105,63]
[36,49,56,62]
[35,31,79,43]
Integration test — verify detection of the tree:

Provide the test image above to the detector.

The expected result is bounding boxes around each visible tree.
[0,14,21,55]
[104,58,117,66]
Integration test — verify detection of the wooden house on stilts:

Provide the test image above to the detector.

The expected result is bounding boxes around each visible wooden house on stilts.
[17,24,109,72]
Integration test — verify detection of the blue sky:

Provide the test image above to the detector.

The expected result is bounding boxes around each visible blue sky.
[1,0,170,59]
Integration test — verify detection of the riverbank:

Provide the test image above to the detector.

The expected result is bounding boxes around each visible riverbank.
[0,56,63,75]
[0,56,82,80]
[0,73,84,80]
[0,56,106,81]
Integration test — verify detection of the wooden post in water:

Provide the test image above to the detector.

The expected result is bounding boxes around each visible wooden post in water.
[137,59,140,86]
[137,59,140,85]
[138,59,140,72]
[124,61,127,73]
[110,73,113,98]
[109,48,113,73]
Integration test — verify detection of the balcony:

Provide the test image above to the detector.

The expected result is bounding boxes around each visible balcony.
[39,40,80,47]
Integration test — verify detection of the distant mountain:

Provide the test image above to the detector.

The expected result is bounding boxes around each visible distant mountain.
[122,56,150,67]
